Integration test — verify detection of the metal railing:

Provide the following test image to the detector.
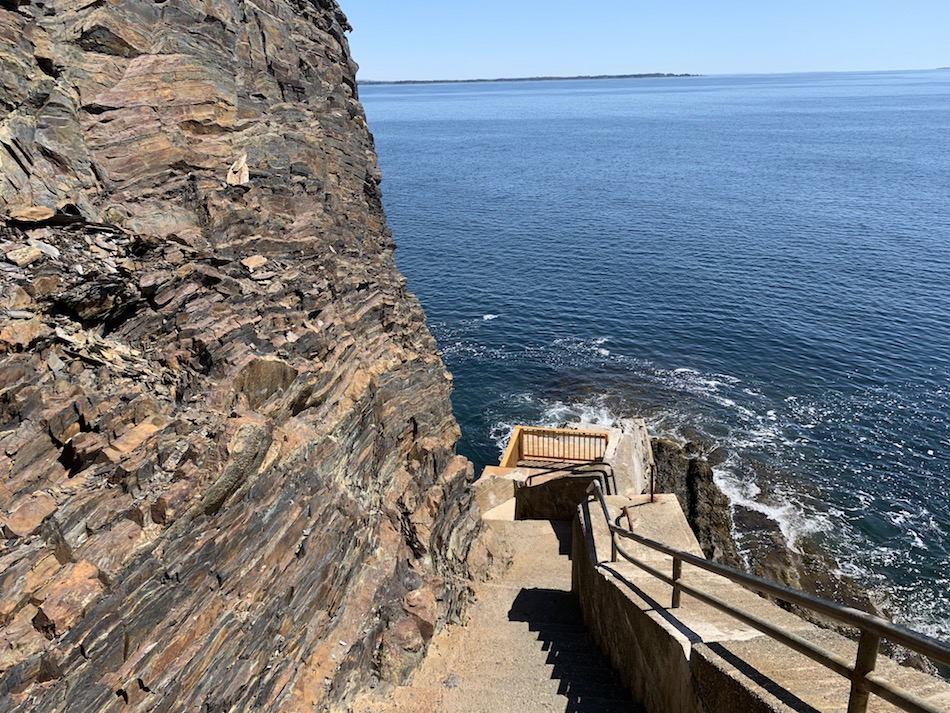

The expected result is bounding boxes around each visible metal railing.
[585,480,950,713]
[525,461,617,495]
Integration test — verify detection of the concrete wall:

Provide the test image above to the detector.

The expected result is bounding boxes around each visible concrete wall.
[611,418,654,496]
[572,496,706,713]
[570,419,654,496]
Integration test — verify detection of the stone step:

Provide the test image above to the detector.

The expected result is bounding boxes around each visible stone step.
[434,689,566,713]
[437,694,639,713]
[436,644,610,676]
[435,671,635,711]
[445,622,587,642]
[561,692,636,710]
[462,598,584,629]
[449,647,622,682]
[468,583,582,614]
[449,622,602,655]
[491,570,574,590]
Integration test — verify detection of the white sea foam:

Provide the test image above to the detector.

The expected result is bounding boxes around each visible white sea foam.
[482,314,499,321]
[489,419,516,455]
[715,470,832,552]
[538,397,620,429]
[865,574,950,641]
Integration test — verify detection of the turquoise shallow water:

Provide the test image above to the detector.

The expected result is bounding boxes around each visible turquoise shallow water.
[360,70,950,638]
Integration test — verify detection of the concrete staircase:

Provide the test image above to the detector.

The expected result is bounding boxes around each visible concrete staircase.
[377,519,639,712]
[361,422,950,712]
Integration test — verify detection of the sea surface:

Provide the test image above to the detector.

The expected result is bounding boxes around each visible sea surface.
[359,70,950,639]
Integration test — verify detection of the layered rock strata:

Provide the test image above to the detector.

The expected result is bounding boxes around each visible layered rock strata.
[0,0,490,709]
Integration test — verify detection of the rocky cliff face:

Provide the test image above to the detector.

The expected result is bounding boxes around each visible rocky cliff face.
[0,1,490,709]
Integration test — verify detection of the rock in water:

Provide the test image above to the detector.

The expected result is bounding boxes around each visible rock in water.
[651,437,879,634]
[651,438,741,567]
[0,1,490,710]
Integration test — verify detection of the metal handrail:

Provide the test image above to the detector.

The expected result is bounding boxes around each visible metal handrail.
[525,461,617,495]
[585,480,950,713]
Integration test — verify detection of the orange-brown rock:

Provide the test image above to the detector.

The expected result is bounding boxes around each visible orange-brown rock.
[31,560,104,639]
[0,0,487,709]
[0,605,48,674]
[0,317,49,350]
[1,492,58,539]
[404,587,438,641]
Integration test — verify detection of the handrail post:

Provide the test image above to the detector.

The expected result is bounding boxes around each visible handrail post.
[649,462,655,503]
[671,557,682,608]
[847,631,880,713]
[610,532,618,563]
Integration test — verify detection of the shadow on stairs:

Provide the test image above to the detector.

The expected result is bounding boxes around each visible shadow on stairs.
[508,587,644,712]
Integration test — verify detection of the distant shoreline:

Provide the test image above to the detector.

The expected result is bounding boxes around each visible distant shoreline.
[359,73,699,87]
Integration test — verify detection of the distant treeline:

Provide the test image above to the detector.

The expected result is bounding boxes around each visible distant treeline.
[359,73,699,86]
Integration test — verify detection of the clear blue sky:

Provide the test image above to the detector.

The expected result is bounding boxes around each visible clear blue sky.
[339,1,949,81]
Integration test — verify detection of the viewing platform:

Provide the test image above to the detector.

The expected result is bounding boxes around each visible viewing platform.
[377,422,950,712]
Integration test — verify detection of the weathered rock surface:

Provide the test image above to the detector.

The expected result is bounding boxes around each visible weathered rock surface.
[0,1,490,709]
[651,437,741,568]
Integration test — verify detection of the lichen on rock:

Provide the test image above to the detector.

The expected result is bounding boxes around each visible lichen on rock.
[0,0,487,709]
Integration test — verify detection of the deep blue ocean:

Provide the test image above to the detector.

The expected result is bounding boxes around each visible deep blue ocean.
[359,70,950,639]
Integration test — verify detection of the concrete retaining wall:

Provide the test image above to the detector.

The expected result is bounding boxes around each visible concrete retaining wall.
[568,419,654,496]
[572,496,706,713]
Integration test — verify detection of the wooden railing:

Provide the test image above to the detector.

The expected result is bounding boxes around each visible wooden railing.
[500,426,609,467]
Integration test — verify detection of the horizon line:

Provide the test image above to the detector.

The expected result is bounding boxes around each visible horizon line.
[358,72,698,87]
[358,67,949,87]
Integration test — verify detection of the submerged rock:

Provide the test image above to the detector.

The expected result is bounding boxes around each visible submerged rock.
[0,0,489,709]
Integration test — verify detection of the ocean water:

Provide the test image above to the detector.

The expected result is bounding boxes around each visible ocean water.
[359,71,950,639]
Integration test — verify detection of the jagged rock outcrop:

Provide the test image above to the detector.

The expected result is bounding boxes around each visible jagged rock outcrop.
[651,437,741,568]
[0,1,494,710]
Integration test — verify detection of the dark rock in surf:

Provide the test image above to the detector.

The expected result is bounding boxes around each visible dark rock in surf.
[652,437,741,568]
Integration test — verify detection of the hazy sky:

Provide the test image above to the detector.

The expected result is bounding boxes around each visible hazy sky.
[340,1,949,81]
